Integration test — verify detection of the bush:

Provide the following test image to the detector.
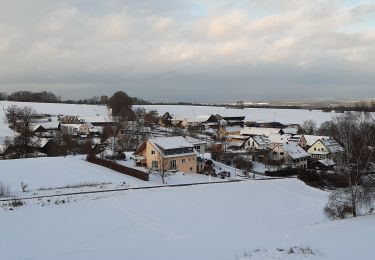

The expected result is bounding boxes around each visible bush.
[0,182,11,198]
[9,199,24,208]
[324,202,353,220]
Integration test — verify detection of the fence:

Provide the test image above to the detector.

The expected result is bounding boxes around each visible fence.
[86,154,149,181]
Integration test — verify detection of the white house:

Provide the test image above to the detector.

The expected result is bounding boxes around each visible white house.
[184,136,206,156]
[269,142,309,169]
[245,135,272,150]
[241,127,283,137]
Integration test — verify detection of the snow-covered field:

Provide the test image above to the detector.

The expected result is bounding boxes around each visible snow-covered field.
[1,178,374,260]
[138,104,340,125]
[0,101,108,141]
[0,156,224,197]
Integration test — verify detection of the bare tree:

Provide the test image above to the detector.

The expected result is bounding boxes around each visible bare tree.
[301,120,317,135]
[324,112,375,218]
[150,157,174,184]
[5,106,39,158]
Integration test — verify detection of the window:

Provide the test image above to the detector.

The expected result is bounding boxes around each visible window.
[152,160,158,169]
[151,150,156,155]
[170,160,177,169]
[182,159,185,163]
[190,167,193,172]
[194,145,201,152]
[280,152,285,156]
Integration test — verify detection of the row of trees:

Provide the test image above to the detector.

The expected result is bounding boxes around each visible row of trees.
[0,90,150,106]
[1,91,61,103]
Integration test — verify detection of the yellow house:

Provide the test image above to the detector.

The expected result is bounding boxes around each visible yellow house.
[134,136,198,173]
[307,138,344,160]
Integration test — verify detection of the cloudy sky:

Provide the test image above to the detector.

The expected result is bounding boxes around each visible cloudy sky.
[0,0,374,102]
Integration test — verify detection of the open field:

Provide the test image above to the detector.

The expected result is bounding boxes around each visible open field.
[0,178,374,260]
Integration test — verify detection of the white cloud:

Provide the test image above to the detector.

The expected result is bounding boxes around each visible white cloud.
[0,0,374,100]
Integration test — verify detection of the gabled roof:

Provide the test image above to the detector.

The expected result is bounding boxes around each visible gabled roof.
[31,121,61,131]
[282,127,298,135]
[150,136,193,150]
[294,135,330,146]
[318,158,336,167]
[320,139,345,153]
[241,127,282,137]
[184,136,206,145]
[268,133,291,144]
[251,135,272,146]
[278,142,309,159]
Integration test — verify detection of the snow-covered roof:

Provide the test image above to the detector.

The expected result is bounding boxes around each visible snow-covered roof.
[149,136,193,150]
[31,137,51,148]
[241,127,282,137]
[318,159,336,166]
[31,121,60,131]
[320,139,345,153]
[294,135,330,146]
[268,133,291,144]
[282,127,298,135]
[184,136,206,145]
[251,135,272,146]
[222,125,242,133]
[226,135,249,140]
[280,142,309,159]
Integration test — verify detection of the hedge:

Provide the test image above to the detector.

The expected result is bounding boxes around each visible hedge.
[86,154,149,181]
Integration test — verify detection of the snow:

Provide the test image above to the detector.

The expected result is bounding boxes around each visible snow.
[0,155,225,195]
[138,105,340,125]
[0,101,109,143]
[150,136,193,150]
[242,127,282,137]
[320,139,345,153]
[281,142,309,159]
[0,156,142,192]
[1,178,374,259]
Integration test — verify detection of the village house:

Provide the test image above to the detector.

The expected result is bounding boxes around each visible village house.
[79,122,100,136]
[218,125,242,139]
[293,135,330,148]
[268,133,292,147]
[269,142,309,169]
[241,127,284,137]
[288,135,308,148]
[307,138,345,161]
[134,136,199,173]
[78,116,116,127]
[245,135,272,150]
[184,136,206,156]
[225,135,249,150]
[205,114,245,128]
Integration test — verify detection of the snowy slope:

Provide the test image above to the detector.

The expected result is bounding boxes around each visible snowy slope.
[0,101,109,141]
[0,156,145,192]
[1,179,373,260]
[0,156,224,195]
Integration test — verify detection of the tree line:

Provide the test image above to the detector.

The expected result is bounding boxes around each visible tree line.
[0,91,150,105]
